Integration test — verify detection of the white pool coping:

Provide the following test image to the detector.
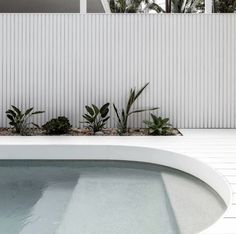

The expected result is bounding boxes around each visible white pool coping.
[0,129,235,234]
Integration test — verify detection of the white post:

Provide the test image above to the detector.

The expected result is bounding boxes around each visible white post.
[80,0,87,13]
[205,0,213,13]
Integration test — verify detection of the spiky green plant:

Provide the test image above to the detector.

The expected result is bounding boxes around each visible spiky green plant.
[113,83,159,135]
[144,114,173,135]
[6,105,44,135]
[82,103,110,134]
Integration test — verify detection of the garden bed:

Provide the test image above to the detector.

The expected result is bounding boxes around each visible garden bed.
[0,128,182,136]
[3,83,181,137]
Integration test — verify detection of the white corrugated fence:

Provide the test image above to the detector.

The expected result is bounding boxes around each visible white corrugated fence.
[0,14,235,128]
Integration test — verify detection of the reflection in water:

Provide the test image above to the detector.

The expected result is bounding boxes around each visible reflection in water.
[0,179,45,234]
[0,167,79,234]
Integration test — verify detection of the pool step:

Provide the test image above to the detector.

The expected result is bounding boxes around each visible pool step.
[19,181,76,234]
[56,169,178,234]
[161,171,226,234]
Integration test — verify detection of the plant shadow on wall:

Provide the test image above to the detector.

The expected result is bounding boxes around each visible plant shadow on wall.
[109,0,204,13]
[3,83,181,136]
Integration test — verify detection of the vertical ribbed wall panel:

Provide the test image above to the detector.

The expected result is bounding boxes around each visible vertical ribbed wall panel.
[0,14,235,128]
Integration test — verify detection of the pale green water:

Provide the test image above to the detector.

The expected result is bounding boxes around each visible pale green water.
[0,161,226,234]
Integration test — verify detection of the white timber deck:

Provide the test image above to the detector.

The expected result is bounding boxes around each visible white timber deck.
[0,129,235,234]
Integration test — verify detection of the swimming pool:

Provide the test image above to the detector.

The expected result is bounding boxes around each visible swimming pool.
[0,144,231,234]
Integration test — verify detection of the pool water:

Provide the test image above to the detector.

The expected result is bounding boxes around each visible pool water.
[0,161,226,234]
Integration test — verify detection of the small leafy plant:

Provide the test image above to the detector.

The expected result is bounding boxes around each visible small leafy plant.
[42,116,72,135]
[6,105,44,135]
[144,114,173,136]
[113,83,159,135]
[82,103,110,134]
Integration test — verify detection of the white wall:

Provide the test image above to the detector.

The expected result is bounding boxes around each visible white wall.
[0,14,235,128]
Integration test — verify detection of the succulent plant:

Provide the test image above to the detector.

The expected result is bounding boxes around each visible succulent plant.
[42,116,72,135]
[144,114,173,136]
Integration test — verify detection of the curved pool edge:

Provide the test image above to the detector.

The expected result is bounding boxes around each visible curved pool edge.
[0,141,233,234]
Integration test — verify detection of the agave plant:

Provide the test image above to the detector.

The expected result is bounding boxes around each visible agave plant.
[113,83,159,135]
[6,105,44,135]
[144,114,173,135]
[109,0,165,13]
[82,103,110,134]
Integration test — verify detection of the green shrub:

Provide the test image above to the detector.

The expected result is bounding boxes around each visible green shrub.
[109,0,164,13]
[42,116,72,135]
[113,83,159,135]
[6,105,44,135]
[82,103,110,134]
[214,0,236,13]
[144,114,173,136]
